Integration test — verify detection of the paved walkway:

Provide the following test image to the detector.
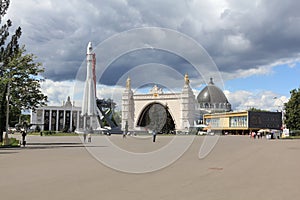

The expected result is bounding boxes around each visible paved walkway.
[1,134,299,200]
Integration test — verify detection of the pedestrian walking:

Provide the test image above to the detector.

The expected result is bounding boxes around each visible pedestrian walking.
[83,133,87,142]
[21,129,27,147]
[152,130,157,142]
[88,133,91,143]
[124,120,128,139]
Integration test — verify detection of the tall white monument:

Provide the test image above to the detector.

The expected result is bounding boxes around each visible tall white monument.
[121,77,135,131]
[81,42,98,131]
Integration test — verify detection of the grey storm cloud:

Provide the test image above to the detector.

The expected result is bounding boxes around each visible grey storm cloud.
[4,0,300,84]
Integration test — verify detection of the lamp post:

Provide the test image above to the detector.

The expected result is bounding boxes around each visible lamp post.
[273,97,285,129]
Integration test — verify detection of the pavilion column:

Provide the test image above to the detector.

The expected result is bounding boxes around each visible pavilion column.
[70,109,73,132]
[42,109,45,131]
[63,110,66,130]
[77,111,80,129]
[55,110,58,131]
[83,115,87,131]
[49,110,52,131]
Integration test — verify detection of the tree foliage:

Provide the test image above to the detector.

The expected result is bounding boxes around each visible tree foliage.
[0,0,47,142]
[0,0,9,21]
[247,107,269,112]
[284,88,300,130]
[5,46,48,110]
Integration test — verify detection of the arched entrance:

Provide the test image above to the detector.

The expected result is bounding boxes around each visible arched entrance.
[122,81,196,132]
[137,103,175,133]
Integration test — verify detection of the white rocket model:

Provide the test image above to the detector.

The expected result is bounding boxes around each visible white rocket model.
[81,42,97,117]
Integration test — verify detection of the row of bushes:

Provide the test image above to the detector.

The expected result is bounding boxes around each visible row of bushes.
[42,131,57,135]
[0,138,20,147]
[35,125,76,133]
[290,130,300,136]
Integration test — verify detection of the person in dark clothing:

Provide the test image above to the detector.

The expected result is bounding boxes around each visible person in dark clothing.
[152,130,157,142]
[21,130,27,147]
[83,133,87,143]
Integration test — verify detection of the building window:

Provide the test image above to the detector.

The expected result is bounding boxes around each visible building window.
[230,116,247,127]
[206,118,220,128]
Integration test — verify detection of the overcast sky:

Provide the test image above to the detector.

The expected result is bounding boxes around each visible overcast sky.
[4,0,300,110]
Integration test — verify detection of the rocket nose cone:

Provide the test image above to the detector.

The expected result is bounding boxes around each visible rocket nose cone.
[87,42,92,53]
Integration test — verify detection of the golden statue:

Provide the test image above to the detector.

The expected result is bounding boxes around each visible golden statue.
[126,77,131,89]
[184,73,190,85]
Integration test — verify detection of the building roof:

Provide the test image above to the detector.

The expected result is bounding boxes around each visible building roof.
[197,78,230,104]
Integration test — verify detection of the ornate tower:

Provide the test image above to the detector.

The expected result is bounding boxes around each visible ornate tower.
[122,77,135,131]
[180,73,196,130]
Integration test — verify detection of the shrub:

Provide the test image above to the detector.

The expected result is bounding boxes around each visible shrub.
[10,138,20,146]
[290,130,300,136]
[35,125,41,132]
[62,126,69,133]
[42,131,56,135]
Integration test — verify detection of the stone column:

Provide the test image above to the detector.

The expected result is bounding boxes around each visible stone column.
[63,110,66,130]
[56,110,59,131]
[77,111,80,130]
[49,110,52,131]
[70,108,73,132]
[42,109,45,131]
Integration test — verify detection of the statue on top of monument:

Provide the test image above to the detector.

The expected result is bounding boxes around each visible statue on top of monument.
[126,77,131,89]
[184,73,190,85]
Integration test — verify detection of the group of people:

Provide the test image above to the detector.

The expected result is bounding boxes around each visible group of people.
[123,130,157,142]
[123,121,157,142]
[250,131,263,139]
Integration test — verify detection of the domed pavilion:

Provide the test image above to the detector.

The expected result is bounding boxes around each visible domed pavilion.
[196,78,231,118]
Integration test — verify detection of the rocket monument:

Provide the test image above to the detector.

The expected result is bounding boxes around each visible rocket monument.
[81,42,98,130]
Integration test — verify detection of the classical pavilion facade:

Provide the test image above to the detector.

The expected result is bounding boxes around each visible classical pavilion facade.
[30,96,84,132]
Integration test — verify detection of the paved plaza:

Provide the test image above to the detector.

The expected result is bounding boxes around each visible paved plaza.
[1,134,300,200]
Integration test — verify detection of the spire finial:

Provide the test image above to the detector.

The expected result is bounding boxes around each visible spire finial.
[184,73,190,85]
[126,77,131,89]
[209,77,214,85]
[87,42,92,54]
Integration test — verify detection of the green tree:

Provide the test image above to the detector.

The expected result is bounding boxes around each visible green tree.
[0,0,9,23]
[7,105,21,127]
[285,88,300,130]
[247,107,269,112]
[0,0,47,142]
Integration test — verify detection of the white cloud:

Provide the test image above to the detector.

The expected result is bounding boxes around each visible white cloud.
[225,90,289,111]
[41,79,76,106]
[222,57,300,81]
[224,34,251,53]
[96,85,124,110]
[41,79,125,109]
